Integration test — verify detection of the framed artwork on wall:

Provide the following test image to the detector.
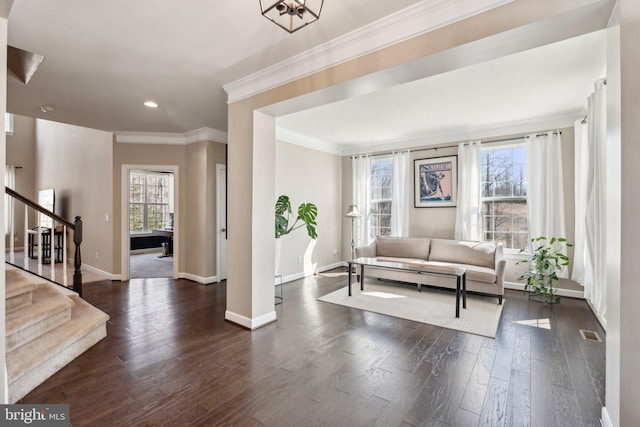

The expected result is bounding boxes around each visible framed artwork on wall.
[414,155,457,208]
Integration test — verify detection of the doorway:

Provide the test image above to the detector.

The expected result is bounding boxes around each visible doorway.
[121,165,179,281]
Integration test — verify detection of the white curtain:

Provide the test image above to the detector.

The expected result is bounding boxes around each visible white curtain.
[4,165,16,236]
[454,141,482,241]
[573,78,607,320]
[352,155,372,247]
[526,131,568,278]
[391,151,410,237]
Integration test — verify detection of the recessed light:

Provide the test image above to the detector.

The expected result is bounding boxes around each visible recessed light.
[144,100,158,108]
[40,105,54,113]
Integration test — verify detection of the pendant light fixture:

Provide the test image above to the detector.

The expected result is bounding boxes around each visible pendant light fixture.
[259,0,324,33]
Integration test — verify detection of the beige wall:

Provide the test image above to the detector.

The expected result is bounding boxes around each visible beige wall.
[112,139,226,280]
[35,119,114,274]
[340,126,578,290]
[6,115,36,248]
[226,0,606,327]
[608,0,640,424]
[185,140,226,280]
[275,141,342,278]
[1,11,9,404]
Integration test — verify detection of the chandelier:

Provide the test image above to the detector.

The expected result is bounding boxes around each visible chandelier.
[259,0,324,33]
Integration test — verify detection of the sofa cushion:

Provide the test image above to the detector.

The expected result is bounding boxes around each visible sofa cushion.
[376,237,430,260]
[428,239,496,269]
[424,261,497,284]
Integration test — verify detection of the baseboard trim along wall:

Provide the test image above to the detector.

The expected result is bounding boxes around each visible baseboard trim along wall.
[82,262,119,281]
[504,281,585,299]
[279,262,345,284]
[225,310,277,330]
[178,272,217,285]
[600,407,612,427]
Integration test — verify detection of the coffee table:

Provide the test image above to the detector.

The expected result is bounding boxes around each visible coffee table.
[347,257,467,318]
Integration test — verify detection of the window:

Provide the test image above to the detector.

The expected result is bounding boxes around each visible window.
[129,171,173,233]
[481,145,528,250]
[370,158,392,239]
[5,113,14,135]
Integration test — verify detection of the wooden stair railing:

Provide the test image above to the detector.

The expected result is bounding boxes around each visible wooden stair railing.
[5,187,83,296]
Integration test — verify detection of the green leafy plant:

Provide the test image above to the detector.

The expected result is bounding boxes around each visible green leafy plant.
[275,195,318,239]
[516,236,573,304]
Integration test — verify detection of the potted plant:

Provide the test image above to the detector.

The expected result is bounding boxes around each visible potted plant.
[516,236,573,304]
[274,195,318,274]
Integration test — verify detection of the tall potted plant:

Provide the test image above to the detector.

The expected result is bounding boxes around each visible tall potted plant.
[516,236,572,304]
[274,195,318,274]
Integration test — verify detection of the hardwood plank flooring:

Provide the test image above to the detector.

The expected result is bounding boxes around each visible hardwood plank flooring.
[20,270,605,426]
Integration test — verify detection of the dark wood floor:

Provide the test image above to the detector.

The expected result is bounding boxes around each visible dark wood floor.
[21,269,605,426]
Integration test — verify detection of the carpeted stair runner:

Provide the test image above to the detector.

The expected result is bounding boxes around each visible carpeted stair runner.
[5,265,109,403]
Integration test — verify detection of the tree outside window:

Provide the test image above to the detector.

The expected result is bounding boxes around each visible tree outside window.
[481,145,528,250]
[129,171,172,233]
[370,158,393,240]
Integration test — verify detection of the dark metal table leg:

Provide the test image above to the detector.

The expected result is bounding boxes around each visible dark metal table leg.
[456,275,461,318]
[348,262,353,296]
[360,264,365,291]
[463,272,467,309]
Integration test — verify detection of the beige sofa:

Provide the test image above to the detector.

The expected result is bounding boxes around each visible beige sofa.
[354,236,506,304]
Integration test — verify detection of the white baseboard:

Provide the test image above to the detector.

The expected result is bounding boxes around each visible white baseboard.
[586,299,607,331]
[279,262,345,284]
[504,281,584,299]
[178,272,217,284]
[225,309,276,330]
[130,248,162,255]
[601,407,612,427]
[82,262,118,281]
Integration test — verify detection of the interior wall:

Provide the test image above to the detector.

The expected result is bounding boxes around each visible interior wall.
[340,126,578,290]
[609,0,640,424]
[112,142,186,277]
[275,140,342,278]
[226,0,611,323]
[6,114,36,248]
[35,119,113,274]
[0,11,9,404]
[112,139,225,281]
[184,140,226,281]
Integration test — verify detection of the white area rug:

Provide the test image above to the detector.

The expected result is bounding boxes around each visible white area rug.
[318,281,505,338]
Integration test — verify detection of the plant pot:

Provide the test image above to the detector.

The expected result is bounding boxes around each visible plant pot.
[275,237,281,276]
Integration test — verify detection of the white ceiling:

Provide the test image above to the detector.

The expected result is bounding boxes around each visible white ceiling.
[6,0,424,134]
[277,29,607,154]
[6,1,606,150]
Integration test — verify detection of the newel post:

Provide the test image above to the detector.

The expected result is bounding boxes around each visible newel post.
[73,216,83,297]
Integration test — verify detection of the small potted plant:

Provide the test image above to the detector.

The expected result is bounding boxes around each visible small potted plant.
[516,236,572,304]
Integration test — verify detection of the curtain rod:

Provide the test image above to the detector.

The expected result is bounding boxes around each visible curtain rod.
[351,131,562,159]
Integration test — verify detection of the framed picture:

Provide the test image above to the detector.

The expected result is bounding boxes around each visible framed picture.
[414,155,457,208]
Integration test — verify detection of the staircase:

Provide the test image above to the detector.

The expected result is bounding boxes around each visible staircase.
[5,264,109,403]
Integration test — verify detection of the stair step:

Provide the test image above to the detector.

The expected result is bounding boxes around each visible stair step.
[6,285,75,352]
[7,296,110,403]
[6,268,39,312]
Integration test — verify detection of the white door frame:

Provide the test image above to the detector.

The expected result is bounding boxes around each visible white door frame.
[120,164,179,281]
[216,164,227,282]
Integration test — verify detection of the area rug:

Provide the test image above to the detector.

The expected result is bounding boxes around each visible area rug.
[318,280,505,338]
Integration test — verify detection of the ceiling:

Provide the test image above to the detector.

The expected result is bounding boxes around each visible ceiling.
[6,1,606,151]
[6,0,424,134]
[278,29,607,154]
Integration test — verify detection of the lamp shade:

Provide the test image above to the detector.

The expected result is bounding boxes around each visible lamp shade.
[260,0,324,33]
[345,205,361,218]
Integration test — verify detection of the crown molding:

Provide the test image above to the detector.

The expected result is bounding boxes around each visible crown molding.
[278,111,581,156]
[223,0,513,103]
[115,127,228,145]
[276,127,342,155]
